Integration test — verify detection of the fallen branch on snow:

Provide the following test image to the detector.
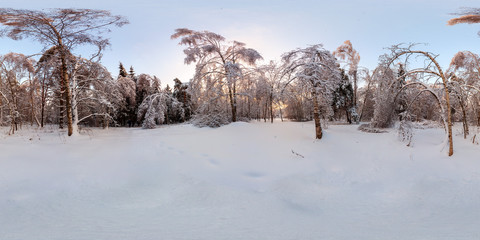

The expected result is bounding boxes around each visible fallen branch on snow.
[291,150,305,158]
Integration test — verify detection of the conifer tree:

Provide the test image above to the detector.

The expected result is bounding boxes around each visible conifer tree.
[173,78,192,122]
[119,62,128,78]
[129,66,135,80]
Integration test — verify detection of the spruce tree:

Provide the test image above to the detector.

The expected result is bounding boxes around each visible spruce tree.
[129,66,136,80]
[119,62,128,77]
[173,78,192,121]
[332,69,354,123]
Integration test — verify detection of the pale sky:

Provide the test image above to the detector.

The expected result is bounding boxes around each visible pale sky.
[1,0,480,87]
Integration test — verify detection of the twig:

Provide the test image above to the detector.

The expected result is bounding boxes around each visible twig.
[291,149,305,158]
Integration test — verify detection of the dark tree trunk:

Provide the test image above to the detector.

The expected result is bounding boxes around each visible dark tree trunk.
[312,90,322,139]
[270,92,274,123]
[40,81,46,128]
[353,70,358,108]
[455,95,468,139]
[345,107,352,124]
[228,85,237,122]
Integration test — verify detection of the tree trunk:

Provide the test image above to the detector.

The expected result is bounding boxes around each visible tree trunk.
[280,106,284,122]
[70,62,81,135]
[232,83,237,122]
[270,92,274,123]
[0,75,2,125]
[40,81,46,128]
[7,74,18,134]
[263,99,267,122]
[312,90,323,139]
[58,88,64,129]
[30,82,34,126]
[353,70,358,108]
[345,107,352,124]
[247,96,251,119]
[446,99,454,156]
[103,113,109,129]
[60,48,74,136]
[459,98,468,139]
[477,110,480,126]
[9,103,15,135]
[228,85,237,122]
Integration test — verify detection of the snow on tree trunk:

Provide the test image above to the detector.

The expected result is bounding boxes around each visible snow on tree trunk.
[60,49,74,136]
[70,61,80,136]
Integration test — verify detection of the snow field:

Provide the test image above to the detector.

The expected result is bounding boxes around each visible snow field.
[0,121,479,240]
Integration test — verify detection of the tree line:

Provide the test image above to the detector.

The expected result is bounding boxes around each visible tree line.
[1,7,480,156]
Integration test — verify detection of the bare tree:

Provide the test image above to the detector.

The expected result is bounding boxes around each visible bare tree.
[256,61,284,123]
[282,44,341,139]
[0,53,35,134]
[448,51,480,136]
[171,28,262,123]
[0,8,128,136]
[379,45,455,156]
[69,57,119,132]
[448,8,480,35]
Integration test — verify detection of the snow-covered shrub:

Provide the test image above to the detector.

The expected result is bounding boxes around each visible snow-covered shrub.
[411,119,443,129]
[371,64,398,128]
[138,91,186,129]
[137,93,167,129]
[397,113,413,147]
[192,110,230,128]
[358,123,388,133]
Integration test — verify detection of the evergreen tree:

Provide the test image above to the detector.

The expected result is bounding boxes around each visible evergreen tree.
[129,66,135,80]
[173,78,192,121]
[165,84,172,95]
[134,74,153,124]
[332,69,354,123]
[119,62,127,78]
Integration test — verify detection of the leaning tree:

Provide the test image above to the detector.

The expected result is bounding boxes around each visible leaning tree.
[378,45,455,156]
[0,8,128,136]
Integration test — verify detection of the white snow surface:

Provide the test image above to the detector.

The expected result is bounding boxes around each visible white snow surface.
[1,121,479,240]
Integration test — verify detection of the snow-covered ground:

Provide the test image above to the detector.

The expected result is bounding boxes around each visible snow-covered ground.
[1,121,479,240]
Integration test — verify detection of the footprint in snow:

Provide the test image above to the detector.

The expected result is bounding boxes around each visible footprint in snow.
[208,158,219,166]
[244,171,265,178]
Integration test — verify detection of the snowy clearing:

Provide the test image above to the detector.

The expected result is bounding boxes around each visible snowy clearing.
[1,121,480,240]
